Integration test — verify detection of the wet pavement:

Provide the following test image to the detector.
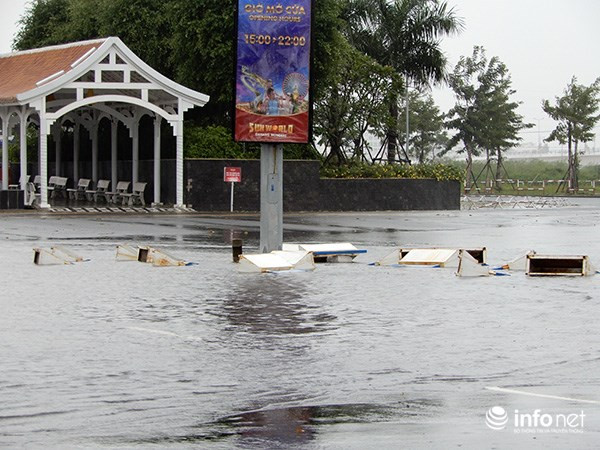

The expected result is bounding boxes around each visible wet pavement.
[1,200,600,448]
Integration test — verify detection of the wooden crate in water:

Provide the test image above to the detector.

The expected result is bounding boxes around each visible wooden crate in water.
[526,255,593,277]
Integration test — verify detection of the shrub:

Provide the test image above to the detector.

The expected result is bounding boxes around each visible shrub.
[184,124,251,159]
[321,162,464,182]
[184,124,322,160]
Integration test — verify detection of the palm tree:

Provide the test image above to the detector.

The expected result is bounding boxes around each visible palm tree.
[344,0,463,163]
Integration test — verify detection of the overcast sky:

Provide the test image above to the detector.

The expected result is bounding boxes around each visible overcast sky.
[1,0,599,148]
[436,0,600,148]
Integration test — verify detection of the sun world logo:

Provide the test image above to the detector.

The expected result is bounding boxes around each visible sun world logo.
[486,406,509,430]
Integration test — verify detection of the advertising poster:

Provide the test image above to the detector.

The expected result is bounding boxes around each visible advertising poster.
[234,0,312,143]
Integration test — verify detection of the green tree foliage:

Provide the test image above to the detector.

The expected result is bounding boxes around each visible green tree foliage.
[183,124,320,160]
[542,76,600,190]
[398,90,448,163]
[344,0,463,163]
[446,46,531,188]
[15,0,175,77]
[14,0,70,50]
[313,42,398,165]
[167,0,235,124]
[184,125,246,159]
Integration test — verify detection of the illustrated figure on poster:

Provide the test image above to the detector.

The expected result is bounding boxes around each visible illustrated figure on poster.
[265,88,280,115]
[240,66,273,113]
[239,66,309,116]
[282,72,308,114]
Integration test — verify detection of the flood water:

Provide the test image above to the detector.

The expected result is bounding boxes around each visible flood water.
[2,201,600,448]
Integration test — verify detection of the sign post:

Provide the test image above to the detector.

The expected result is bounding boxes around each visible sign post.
[234,0,312,252]
[224,167,242,212]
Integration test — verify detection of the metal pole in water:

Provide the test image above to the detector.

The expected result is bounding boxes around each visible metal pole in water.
[232,238,243,263]
[259,143,283,253]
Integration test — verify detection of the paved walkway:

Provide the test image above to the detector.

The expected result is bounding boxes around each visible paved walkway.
[48,205,196,214]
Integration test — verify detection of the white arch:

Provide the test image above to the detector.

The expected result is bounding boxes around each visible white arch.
[45,95,178,135]
[88,104,131,127]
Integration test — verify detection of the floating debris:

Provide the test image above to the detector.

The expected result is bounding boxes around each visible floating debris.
[282,243,366,263]
[377,247,487,268]
[116,244,139,261]
[116,245,189,267]
[526,255,595,277]
[500,251,536,271]
[150,248,188,267]
[239,250,315,273]
[33,246,86,265]
[456,250,489,277]
[455,250,506,277]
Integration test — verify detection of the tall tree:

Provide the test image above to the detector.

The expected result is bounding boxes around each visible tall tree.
[445,46,486,188]
[398,90,447,163]
[344,0,463,163]
[476,58,531,185]
[543,76,600,190]
[314,44,397,164]
[446,46,530,189]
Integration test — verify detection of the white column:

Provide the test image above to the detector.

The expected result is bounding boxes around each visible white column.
[111,119,118,191]
[53,124,61,176]
[73,122,80,182]
[175,126,183,207]
[91,124,98,182]
[39,120,49,208]
[153,116,162,205]
[38,128,42,178]
[1,113,8,190]
[132,122,139,184]
[19,111,27,190]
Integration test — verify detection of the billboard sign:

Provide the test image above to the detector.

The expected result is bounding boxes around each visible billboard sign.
[234,0,312,143]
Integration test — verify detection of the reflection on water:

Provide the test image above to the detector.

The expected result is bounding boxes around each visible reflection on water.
[135,403,400,447]
[216,276,337,337]
[218,405,318,446]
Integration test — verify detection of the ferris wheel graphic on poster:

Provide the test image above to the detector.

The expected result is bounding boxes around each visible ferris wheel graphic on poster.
[282,72,308,99]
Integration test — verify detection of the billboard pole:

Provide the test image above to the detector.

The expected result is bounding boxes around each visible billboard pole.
[234,0,312,253]
[259,143,283,253]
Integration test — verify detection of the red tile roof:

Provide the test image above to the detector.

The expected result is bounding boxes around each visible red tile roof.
[0,39,106,104]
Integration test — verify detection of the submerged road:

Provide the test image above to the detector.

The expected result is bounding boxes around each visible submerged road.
[1,201,600,448]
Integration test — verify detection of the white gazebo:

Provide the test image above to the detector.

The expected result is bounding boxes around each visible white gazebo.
[0,37,209,207]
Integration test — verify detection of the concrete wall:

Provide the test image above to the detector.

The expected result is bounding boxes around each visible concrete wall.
[9,159,460,211]
[0,190,24,209]
[185,159,460,211]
